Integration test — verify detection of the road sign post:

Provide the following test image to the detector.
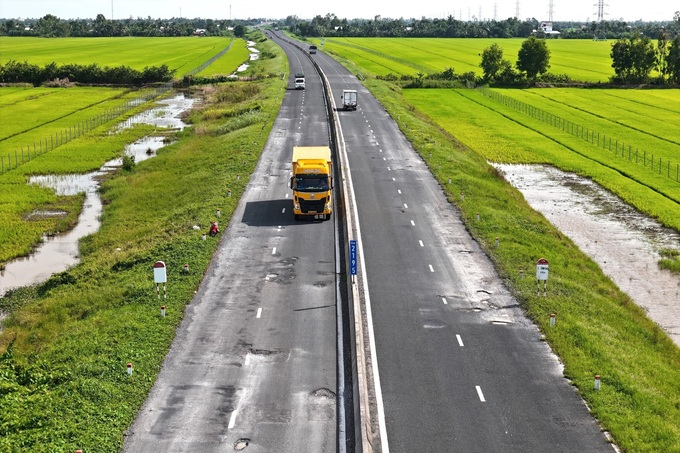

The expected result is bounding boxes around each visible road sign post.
[350,240,357,283]
[536,258,549,297]
[154,261,167,299]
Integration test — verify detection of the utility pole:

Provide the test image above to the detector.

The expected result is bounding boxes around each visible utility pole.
[594,0,608,40]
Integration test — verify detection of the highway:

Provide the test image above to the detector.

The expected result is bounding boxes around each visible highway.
[123,36,340,452]
[306,38,615,452]
[124,30,616,453]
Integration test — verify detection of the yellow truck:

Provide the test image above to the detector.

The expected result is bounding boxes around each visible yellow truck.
[290,146,333,220]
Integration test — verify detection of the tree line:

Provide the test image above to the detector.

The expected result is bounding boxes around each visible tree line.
[283,13,680,40]
[0,60,175,85]
[476,34,680,85]
[0,14,253,37]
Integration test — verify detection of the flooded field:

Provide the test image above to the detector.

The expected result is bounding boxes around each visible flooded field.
[495,163,680,347]
[0,94,195,297]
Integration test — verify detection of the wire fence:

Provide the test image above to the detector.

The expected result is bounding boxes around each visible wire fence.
[0,85,171,175]
[477,87,680,184]
[185,37,235,76]
[1,38,237,176]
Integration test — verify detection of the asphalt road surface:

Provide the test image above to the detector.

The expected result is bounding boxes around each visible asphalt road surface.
[123,37,338,452]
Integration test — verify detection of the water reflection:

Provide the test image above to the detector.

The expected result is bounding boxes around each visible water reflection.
[0,95,195,297]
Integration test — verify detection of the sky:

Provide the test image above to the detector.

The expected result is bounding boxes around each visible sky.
[0,0,678,23]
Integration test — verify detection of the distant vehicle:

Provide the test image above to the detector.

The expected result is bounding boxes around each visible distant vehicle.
[294,73,305,89]
[340,89,358,111]
[309,45,317,54]
[290,146,333,220]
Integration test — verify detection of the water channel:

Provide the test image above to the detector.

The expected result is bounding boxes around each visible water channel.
[494,163,680,347]
[0,94,195,298]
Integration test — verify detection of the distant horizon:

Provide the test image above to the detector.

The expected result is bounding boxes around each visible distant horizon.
[0,0,678,23]
[2,15,679,24]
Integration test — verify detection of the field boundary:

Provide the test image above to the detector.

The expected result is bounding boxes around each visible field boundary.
[478,87,680,184]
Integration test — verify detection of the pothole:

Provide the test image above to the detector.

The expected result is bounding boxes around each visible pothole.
[280,257,298,266]
[311,388,336,399]
[234,438,250,450]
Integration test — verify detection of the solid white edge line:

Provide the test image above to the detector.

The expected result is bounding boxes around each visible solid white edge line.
[456,334,464,346]
[333,87,390,453]
[476,385,486,402]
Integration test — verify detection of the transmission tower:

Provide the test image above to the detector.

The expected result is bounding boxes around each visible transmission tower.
[593,0,608,40]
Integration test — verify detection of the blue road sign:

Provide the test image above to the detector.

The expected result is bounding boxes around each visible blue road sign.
[350,240,357,275]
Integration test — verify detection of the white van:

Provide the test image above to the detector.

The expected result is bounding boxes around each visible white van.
[294,73,305,90]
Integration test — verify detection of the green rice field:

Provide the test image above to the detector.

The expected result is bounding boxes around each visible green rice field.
[320,37,615,81]
[197,38,252,76]
[0,36,240,76]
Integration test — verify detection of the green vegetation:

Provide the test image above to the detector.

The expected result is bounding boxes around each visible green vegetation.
[197,38,252,76]
[319,38,615,82]
[0,36,235,75]
[327,45,680,452]
[0,31,285,451]
[402,88,680,230]
[659,249,680,273]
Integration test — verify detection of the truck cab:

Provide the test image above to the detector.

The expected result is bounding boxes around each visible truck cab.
[290,146,333,220]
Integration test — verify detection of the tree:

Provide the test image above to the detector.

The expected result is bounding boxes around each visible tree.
[516,36,551,81]
[667,35,680,84]
[610,34,657,83]
[233,24,246,37]
[480,43,505,81]
[656,30,670,81]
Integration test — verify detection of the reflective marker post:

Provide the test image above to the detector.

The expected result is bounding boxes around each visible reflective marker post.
[154,261,167,299]
[536,258,549,297]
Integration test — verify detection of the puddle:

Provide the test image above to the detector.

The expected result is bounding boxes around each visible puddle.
[495,163,680,346]
[236,41,260,73]
[0,95,195,298]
